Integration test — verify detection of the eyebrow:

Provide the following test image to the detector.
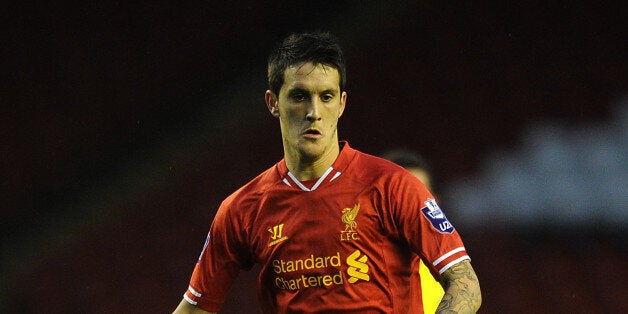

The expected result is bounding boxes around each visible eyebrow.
[287,87,338,96]
[287,87,308,97]
[321,88,338,95]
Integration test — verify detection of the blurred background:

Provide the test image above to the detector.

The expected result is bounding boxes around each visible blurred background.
[2,1,626,313]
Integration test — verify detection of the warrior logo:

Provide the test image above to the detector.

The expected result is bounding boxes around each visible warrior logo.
[340,204,360,241]
[346,250,370,283]
[268,224,289,247]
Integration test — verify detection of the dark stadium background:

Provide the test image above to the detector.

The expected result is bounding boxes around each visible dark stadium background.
[2,1,626,313]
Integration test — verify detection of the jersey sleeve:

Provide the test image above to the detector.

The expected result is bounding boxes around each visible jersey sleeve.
[183,200,252,311]
[384,171,470,278]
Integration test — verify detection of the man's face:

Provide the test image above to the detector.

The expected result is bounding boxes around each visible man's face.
[266,62,347,163]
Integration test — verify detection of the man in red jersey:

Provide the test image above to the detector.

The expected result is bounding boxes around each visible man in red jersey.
[174,32,481,313]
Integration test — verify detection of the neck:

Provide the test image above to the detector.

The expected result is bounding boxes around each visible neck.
[285,142,340,181]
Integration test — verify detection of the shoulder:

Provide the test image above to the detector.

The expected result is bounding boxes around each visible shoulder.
[351,149,417,184]
[347,148,432,204]
[220,164,280,212]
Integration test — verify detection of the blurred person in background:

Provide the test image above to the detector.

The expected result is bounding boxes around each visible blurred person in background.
[382,149,445,314]
[174,32,481,313]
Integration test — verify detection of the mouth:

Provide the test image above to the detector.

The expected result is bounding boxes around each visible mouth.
[302,128,322,138]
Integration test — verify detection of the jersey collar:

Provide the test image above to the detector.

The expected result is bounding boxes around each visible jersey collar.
[277,141,356,192]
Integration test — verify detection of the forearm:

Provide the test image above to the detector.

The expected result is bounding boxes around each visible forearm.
[436,259,482,313]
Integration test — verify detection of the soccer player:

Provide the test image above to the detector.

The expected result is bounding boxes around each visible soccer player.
[173,32,481,313]
[382,149,445,314]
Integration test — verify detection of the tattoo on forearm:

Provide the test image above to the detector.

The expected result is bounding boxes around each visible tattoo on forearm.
[436,260,481,313]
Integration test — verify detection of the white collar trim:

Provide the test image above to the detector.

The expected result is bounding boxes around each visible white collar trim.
[284,166,339,191]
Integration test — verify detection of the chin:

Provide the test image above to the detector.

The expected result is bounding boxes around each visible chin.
[297,142,326,161]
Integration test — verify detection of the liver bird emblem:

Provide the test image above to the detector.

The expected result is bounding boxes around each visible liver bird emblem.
[342,204,361,232]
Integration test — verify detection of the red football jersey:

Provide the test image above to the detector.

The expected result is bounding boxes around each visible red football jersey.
[184,142,470,313]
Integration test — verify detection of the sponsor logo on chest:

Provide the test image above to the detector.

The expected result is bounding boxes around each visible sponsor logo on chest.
[271,249,371,291]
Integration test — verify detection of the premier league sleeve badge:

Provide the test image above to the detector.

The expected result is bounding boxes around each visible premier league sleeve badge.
[421,198,455,234]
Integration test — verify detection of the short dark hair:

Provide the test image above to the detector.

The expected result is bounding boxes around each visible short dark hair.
[382,149,432,176]
[267,32,346,96]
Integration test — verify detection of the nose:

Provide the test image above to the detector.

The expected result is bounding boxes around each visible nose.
[306,99,322,121]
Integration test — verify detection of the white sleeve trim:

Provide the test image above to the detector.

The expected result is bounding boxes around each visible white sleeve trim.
[438,256,471,274]
[188,285,202,297]
[183,293,198,305]
[432,247,466,267]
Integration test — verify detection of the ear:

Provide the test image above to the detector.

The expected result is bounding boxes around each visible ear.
[338,91,347,118]
[265,90,280,117]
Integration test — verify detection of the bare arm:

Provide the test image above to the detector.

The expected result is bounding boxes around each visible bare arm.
[172,299,216,314]
[436,259,482,313]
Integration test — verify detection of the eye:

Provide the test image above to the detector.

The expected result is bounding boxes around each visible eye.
[321,94,334,102]
[291,93,306,102]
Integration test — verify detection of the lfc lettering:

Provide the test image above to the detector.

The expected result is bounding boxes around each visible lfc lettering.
[340,231,360,241]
